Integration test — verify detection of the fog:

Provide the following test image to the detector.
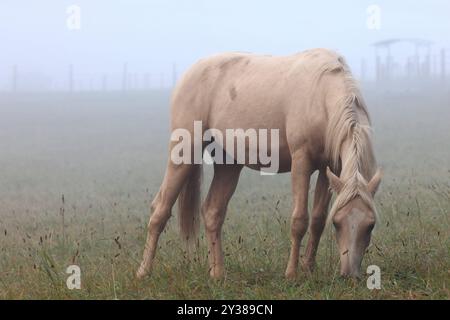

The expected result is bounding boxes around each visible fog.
[1,0,450,91]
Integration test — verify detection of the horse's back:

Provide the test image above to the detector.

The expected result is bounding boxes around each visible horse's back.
[171,48,346,118]
[169,49,352,152]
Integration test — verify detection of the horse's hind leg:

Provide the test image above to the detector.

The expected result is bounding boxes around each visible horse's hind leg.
[285,151,313,280]
[302,168,331,272]
[137,161,193,279]
[202,164,242,279]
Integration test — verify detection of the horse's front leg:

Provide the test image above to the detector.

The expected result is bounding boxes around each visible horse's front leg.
[285,151,313,280]
[302,167,331,272]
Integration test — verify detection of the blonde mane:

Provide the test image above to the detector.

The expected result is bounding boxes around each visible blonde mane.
[320,56,378,223]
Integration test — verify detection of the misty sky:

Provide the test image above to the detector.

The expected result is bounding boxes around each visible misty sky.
[1,0,449,89]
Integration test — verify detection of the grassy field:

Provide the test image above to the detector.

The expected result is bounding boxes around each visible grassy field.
[0,88,449,299]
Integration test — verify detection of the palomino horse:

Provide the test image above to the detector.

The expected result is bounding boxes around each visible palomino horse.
[137,48,382,280]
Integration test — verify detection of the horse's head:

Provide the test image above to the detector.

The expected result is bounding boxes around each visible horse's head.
[326,167,382,278]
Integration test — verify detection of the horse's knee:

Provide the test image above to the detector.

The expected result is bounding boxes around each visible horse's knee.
[309,212,326,233]
[290,210,309,237]
[150,200,157,214]
[203,206,223,233]
[148,206,170,234]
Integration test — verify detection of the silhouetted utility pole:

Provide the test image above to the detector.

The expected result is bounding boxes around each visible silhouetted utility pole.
[172,63,177,87]
[414,45,420,77]
[144,73,151,90]
[160,73,164,89]
[360,59,366,82]
[425,46,431,78]
[12,65,18,92]
[375,54,381,82]
[122,63,128,91]
[102,74,107,91]
[134,73,139,90]
[68,64,74,92]
[441,48,446,84]
[407,56,414,80]
[432,54,437,78]
[386,45,392,80]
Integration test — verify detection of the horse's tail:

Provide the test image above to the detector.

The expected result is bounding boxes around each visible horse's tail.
[178,164,202,245]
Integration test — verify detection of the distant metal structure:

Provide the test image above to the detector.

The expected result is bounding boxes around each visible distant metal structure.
[372,38,434,81]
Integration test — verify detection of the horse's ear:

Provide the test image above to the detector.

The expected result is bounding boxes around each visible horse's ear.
[326,167,343,194]
[368,168,383,196]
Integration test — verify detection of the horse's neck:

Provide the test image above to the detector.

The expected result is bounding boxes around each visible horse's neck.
[339,132,376,182]
[340,139,358,180]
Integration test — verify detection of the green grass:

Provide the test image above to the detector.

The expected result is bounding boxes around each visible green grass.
[0,89,448,299]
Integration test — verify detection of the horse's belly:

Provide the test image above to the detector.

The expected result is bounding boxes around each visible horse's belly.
[205,131,291,173]
[245,155,292,173]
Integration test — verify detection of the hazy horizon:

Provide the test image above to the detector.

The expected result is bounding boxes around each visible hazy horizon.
[1,0,449,90]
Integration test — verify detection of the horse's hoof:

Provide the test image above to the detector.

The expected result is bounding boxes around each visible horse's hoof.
[209,269,224,280]
[285,270,297,281]
[136,265,150,279]
[301,261,315,274]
